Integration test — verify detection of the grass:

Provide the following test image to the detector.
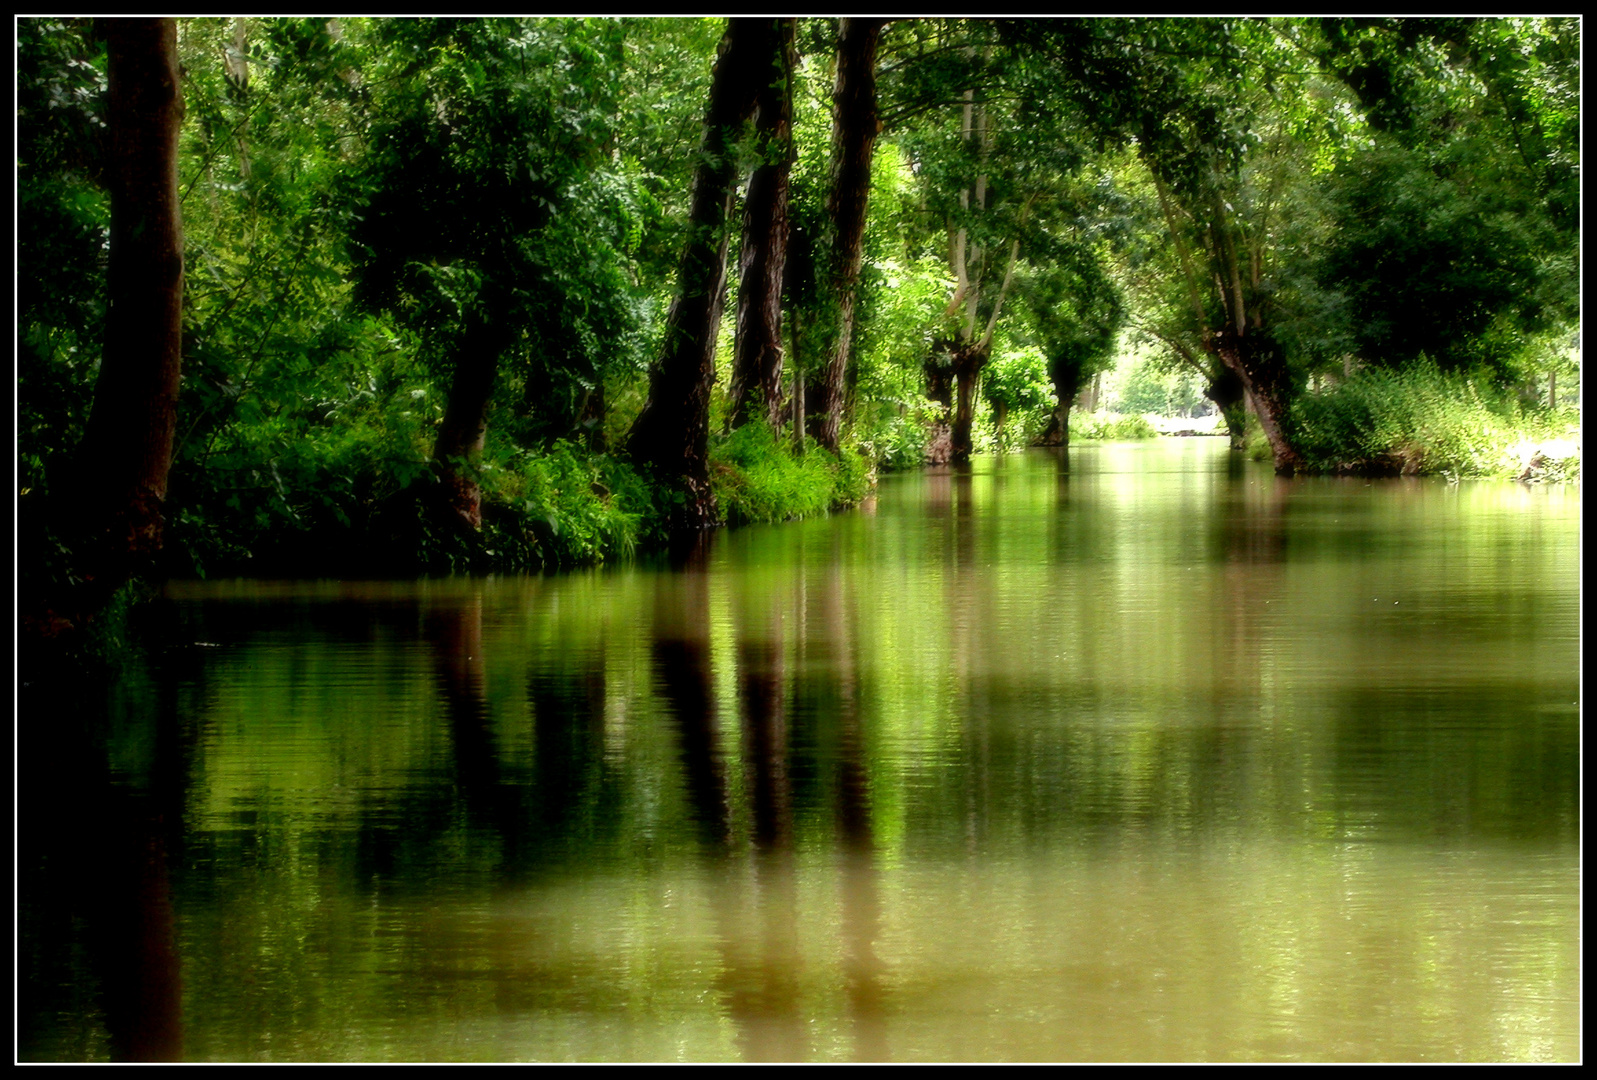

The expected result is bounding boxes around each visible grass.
[1292,360,1580,480]
[709,420,871,525]
[1073,412,1159,441]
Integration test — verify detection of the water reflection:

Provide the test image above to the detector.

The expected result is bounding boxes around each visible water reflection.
[19,443,1580,1061]
[19,672,189,1062]
[428,594,521,847]
[728,576,807,1061]
[652,564,732,850]
[814,562,888,1062]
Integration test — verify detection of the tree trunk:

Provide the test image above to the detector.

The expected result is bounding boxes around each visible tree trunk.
[919,352,950,466]
[1037,404,1067,446]
[949,346,988,463]
[728,19,796,434]
[433,321,510,531]
[810,17,885,452]
[1213,329,1302,473]
[629,19,775,527]
[224,19,251,179]
[73,18,185,599]
[1207,365,1248,450]
[1038,370,1082,447]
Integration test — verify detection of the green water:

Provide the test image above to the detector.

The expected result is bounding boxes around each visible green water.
[19,441,1581,1061]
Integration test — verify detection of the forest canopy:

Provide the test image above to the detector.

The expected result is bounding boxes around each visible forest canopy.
[16,17,1580,625]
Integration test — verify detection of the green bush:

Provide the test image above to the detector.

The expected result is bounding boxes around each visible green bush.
[710,421,869,525]
[983,344,1054,453]
[484,442,653,569]
[1074,412,1158,441]
[858,407,938,472]
[1292,359,1580,480]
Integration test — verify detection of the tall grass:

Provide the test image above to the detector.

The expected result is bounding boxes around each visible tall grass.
[710,421,871,525]
[1292,359,1580,480]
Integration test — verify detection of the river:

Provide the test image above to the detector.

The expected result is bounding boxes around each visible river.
[18,439,1580,1062]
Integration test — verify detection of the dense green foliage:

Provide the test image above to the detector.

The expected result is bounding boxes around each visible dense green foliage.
[1294,361,1579,480]
[17,18,109,497]
[16,16,1580,603]
[345,19,651,442]
[711,422,871,526]
[1075,413,1160,441]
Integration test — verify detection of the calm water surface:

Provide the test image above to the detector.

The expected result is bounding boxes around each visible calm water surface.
[19,440,1580,1061]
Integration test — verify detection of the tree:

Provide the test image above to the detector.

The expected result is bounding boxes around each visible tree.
[726,19,798,434]
[1106,149,1251,446]
[1014,19,1376,471]
[1306,18,1579,382]
[936,86,1028,463]
[885,22,1120,462]
[628,18,781,526]
[348,19,644,530]
[17,18,109,502]
[808,17,887,452]
[1022,242,1125,446]
[69,17,186,601]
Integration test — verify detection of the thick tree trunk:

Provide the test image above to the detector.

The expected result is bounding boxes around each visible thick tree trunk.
[728,19,796,434]
[1213,329,1302,473]
[74,18,185,596]
[1037,371,1081,447]
[810,18,885,452]
[433,321,510,531]
[922,352,955,465]
[1206,364,1248,450]
[949,346,988,463]
[629,19,775,527]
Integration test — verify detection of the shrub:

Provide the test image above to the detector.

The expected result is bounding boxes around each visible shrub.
[710,420,869,525]
[1292,359,1580,480]
[1074,412,1158,441]
[858,407,938,472]
[483,442,652,569]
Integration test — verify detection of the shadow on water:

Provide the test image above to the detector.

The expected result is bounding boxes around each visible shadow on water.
[528,647,608,842]
[427,593,526,857]
[647,537,889,1062]
[822,569,888,1063]
[19,652,190,1062]
[793,550,889,1061]
[652,557,732,851]
[727,579,807,1062]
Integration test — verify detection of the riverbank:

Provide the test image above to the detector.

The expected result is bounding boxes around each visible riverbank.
[1285,362,1580,482]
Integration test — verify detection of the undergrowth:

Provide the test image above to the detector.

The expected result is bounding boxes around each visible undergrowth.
[1073,412,1159,441]
[1292,360,1580,480]
[710,421,871,526]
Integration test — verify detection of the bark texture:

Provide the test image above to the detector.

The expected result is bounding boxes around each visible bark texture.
[629,19,776,526]
[1037,371,1083,447]
[74,18,185,595]
[810,18,885,452]
[727,19,797,434]
[433,321,512,530]
[948,346,989,463]
[1207,365,1249,450]
[1212,330,1303,473]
